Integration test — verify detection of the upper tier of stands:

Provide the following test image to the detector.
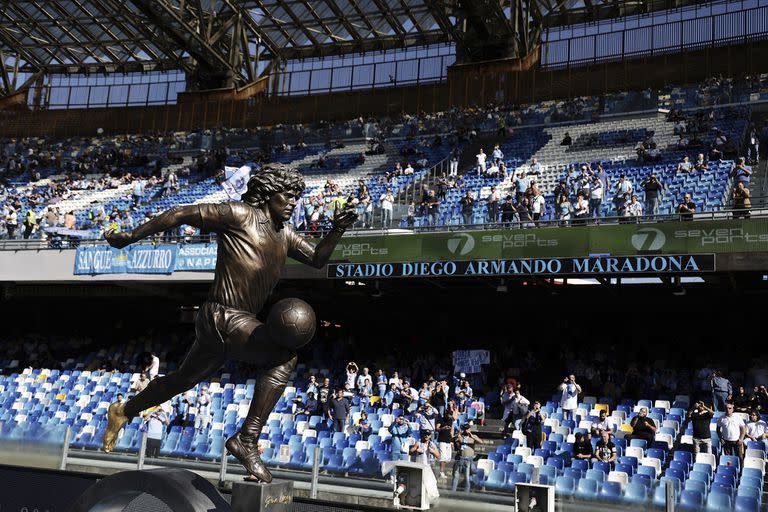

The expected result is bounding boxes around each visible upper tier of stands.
[1,75,766,239]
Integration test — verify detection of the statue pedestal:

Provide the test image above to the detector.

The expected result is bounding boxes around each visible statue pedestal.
[231,479,293,512]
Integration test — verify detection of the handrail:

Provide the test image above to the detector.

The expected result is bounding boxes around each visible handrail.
[1,206,766,251]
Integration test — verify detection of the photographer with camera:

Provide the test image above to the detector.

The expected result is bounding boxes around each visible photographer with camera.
[558,375,582,420]
[686,400,714,454]
[641,173,664,217]
[409,429,440,465]
[436,409,455,480]
[521,401,545,450]
[452,423,484,492]
[388,414,412,456]
[501,384,530,434]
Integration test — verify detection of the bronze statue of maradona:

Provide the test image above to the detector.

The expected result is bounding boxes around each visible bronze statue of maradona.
[101,163,357,482]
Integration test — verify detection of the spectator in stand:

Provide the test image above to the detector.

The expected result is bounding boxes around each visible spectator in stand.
[143,406,169,458]
[355,410,372,440]
[486,186,501,223]
[131,177,145,207]
[456,378,473,398]
[131,373,150,393]
[717,403,745,462]
[641,173,664,216]
[449,149,459,177]
[614,174,634,204]
[328,388,351,432]
[389,414,412,457]
[500,196,517,227]
[677,156,693,173]
[426,190,440,226]
[416,403,438,432]
[476,148,487,174]
[573,193,589,225]
[745,410,768,449]
[379,188,394,228]
[318,377,332,417]
[116,393,125,404]
[750,386,768,412]
[418,382,432,405]
[503,385,530,434]
[731,158,752,187]
[694,153,709,172]
[306,375,318,395]
[522,401,545,450]
[406,202,416,227]
[430,380,449,417]
[686,400,714,454]
[356,367,372,394]
[711,370,732,412]
[513,171,531,204]
[572,432,594,461]
[295,391,318,417]
[194,385,211,433]
[452,423,484,492]
[517,197,534,228]
[410,429,440,465]
[558,375,581,420]
[455,390,471,414]
[625,195,643,221]
[556,195,572,226]
[553,179,569,205]
[589,176,604,218]
[460,191,475,225]
[529,158,543,179]
[436,409,455,480]
[747,124,760,164]
[733,386,752,413]
[732,181,751,219]
[529,188,546,224]
[590,410,613,438]
[561,132,572,146]
[144,352,160,380]
[383,382,399,409]
[401,381,417,411]
[595,431,617,464]
[628,407,657,445]
[345,362,359,390]
[677,193,696,221]
[491,144,504,165]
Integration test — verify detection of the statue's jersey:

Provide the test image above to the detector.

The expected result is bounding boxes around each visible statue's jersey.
[196,202,313,314]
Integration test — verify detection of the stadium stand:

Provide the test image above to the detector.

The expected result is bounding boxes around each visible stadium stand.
[2,75,767,240]
[1,325,767,511]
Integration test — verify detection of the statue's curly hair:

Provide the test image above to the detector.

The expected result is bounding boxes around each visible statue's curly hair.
[240,163,306,207]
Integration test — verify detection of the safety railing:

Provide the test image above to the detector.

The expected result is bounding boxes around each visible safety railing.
[1,205,766,251]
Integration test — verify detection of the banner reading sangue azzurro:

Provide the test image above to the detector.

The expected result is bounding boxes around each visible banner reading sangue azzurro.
[74,245,175,274]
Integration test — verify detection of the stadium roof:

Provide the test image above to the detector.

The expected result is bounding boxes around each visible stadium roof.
[0,0,710,89]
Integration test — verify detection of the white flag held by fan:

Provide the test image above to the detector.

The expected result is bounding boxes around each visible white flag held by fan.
[221,165,252,200]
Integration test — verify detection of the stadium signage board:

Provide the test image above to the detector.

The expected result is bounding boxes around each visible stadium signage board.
[326,254,715,279]
[71,219,765,275]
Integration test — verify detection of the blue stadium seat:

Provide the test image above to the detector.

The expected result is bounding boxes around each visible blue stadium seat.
[484,469,507,491]
[555,476,576,497]
[706,492,732,511]
[624,482,648,504]
[585,469,606,483]
[679,489,705,511]
[735,495,760,512]
[576,478,598,500]
[599,481,622,502]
